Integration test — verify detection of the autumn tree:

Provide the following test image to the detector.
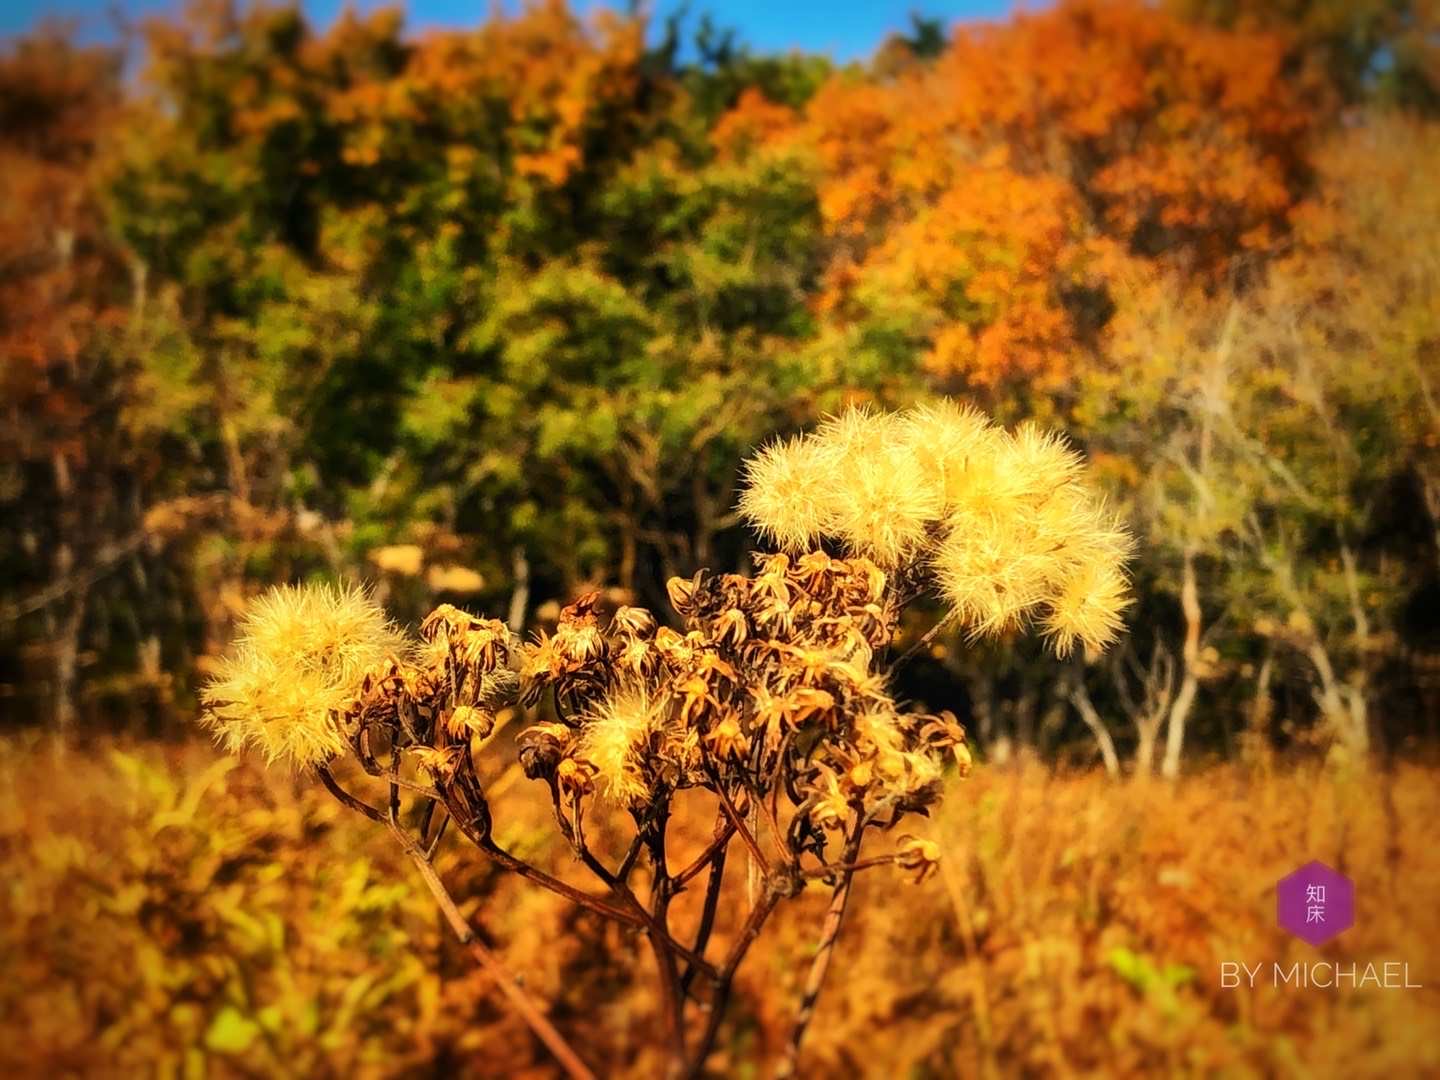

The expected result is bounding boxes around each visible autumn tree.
[0,29,138,730]
[715,0,1330,400]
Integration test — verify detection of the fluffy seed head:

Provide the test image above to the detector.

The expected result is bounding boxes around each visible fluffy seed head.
[578,688,665,807]
[201,583,406,767]
[897,399,997,506]
[740,400,1134,654]
[1040,560,1133,659]
[821,408,944,565]
[738,434,841,550]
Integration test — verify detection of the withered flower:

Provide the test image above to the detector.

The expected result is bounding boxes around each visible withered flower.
[202,401,1136,1080]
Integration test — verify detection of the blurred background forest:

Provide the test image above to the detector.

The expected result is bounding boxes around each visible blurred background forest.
[3,0,1440,1075]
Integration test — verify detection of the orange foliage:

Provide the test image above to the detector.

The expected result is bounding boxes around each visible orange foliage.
[0,32,126,464]
[721,0,1328,389]
[138,0,651,193]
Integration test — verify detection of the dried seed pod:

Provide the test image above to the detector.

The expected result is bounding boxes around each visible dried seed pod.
[611,605,657,639]
[445,704,495,741]
[518,723,571,780]
[556,755,596,797]
[666,573,701,617]
[896,835,941,883]
[704,717,750,761]
[714,607,749,649]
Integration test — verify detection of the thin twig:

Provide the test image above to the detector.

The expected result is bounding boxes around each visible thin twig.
[644,804,687,1068]
[674,816,739,889]
[679,835,727,999]
[775,823,866,1078]
[711,775,769,874]
[893,612,957,670]
[319,765,597,1080]
[682,885,782,1080]
[801,853,899,879]
[394,830,597,1080]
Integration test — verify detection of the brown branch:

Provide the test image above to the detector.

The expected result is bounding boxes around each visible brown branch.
[679,836,727,999]
[775,824,866,1078]
[644,804,687,1066]
[711,774,769,874]
[801,853,899,880]
[316,765,385,823]
[893,612,958,670]
[674,815,739,889]
[390,825,597,1080]
[436,785,648,928]
[321,765,596,1080]
[682,884,782,1079]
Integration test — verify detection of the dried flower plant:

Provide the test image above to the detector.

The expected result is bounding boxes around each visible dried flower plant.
[201,403,1132,1078]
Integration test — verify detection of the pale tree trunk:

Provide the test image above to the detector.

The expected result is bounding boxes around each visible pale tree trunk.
[1243,650,1275,771]
[52,598,85,736]
[1068,678,1121,779]
[1133,718,1160,778]
[507,548,531,634]
[1161,549,1201,779]
[1299,540,1371,755]
[1422,468,1440,573]
[971,672,996,749]
[1306,638,1369,754]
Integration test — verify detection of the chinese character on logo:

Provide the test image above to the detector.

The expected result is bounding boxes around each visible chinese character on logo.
[1277,861,1354,946]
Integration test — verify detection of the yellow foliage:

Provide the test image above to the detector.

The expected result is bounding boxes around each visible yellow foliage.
[4,742,1438,1076]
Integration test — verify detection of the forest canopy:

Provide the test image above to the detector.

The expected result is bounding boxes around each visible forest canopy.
[3,0,1439,771]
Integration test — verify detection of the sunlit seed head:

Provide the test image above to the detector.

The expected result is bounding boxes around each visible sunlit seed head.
[746,405,948,567]
[823,412,944,566]
[1002,423,1086,500]
[579,688,663,807]
[897,399,998,507]
[1041,560,1133,659]
[932,512,1051,638]
[201,583,406,768]
[737,434,842,550]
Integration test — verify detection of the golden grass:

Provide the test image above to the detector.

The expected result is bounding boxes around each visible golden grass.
[2,738,1436,1077]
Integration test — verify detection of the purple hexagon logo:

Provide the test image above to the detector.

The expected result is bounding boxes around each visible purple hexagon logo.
[1277,861,1354,946]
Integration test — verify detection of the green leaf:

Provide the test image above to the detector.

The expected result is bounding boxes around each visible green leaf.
[204,1006,261,1055]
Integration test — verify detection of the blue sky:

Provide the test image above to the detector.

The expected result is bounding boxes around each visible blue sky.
[4,1,1017,60]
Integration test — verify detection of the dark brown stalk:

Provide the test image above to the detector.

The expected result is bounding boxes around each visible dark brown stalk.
[434,784,648,927]
[674,805,741,889]
[319,766,597,1080]
[679,840,726,999]
[644,803,688,1071]
[711,774,769,872]
[682,885,782,1079]
[893,611,958,670]
[395,838,597,1080]
[316,765,385,822]
[802,853,899,879]
[775,824,866,1078]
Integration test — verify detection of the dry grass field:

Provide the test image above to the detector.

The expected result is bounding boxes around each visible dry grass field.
[4,737,1436,1077]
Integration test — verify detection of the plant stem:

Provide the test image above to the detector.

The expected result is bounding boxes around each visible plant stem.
[893,612,957,670]
[775,825,865,1078]
[679,826,728,999]
[398,836,597,1080]
[682,885,782,1079]
[320,766,596,1080]
[711,774,769,873]
[638,805,688,1072]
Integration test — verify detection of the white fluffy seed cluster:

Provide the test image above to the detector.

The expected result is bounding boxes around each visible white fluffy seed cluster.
[738,401,1134,657]
[201,583,407,766]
